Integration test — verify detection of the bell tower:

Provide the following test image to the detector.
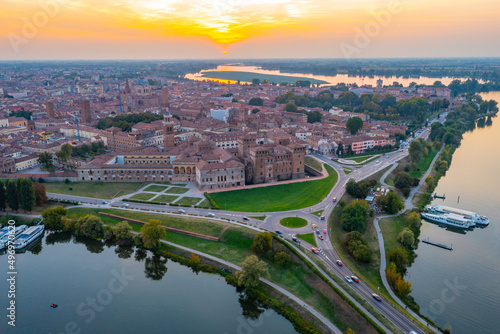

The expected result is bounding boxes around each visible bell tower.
[163,113,175,149]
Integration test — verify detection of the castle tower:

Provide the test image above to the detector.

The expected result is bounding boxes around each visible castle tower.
[161,86,170,107]
[163,113,175,149]
[289,144,306,179]
[80,99,91,123]
[46,101,55,118]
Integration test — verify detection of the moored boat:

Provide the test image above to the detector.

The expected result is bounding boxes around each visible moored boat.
[0,225,29,249]
[14,225,45,250]
[421,212,474,229]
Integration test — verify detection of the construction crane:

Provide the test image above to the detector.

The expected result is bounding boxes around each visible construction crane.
[70,114,81,142]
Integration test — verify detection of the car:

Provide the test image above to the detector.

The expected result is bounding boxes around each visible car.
[375,160,380,164]
[102,201,107,204]
[319,235,324,240]
[372,294,382,302]
[320,216,325,220]
[179,209,186,214]
[208,212,215,217]
[409,331,418,334]
[332,197,337,202]
[275,230,283,235]
[323,229,327,234]
[311,247,319,254]
[242,216,249,221]
[351,276,360,283]
[345,276,353,283]
[316,230,320,235]
[336,260,343,266]
[312,224,317,229]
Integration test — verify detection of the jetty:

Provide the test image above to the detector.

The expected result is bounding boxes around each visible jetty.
[422,238,453,251]
[433,193,446,199]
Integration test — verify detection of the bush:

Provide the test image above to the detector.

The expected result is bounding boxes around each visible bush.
[74,215,104,239]
[341,200,368,233]
[342,231,372,263]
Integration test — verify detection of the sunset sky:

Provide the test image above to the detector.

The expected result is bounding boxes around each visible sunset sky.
[0,0,499,60]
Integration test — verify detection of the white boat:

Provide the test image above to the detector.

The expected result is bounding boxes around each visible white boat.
[0,225,29,249]
[14,225,45,249]
[0,226,10,239]
[425,205,489,226]
[421,212,474,229]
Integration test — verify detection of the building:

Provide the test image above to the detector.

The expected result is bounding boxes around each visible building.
[46,101,55,118]
[163,113,176,149]
[80,99,91,123]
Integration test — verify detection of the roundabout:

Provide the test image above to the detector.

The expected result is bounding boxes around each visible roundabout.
[279,217,308,228]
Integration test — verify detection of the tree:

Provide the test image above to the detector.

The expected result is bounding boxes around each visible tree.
[141,219,166,249]
[284,102,298,113]
[394,277,413,297]
[0,180,6,211]
[407,212,422,231]
[42,206,69,230]
[19,178,36,212]
[236,255,270,288]
[74,215,104,239]
[388,247,409,274]
[376,192,404,214]
[336,142,344,156]
[343,231,372,263]
[398,228,415,249]
[5,179,19,211]
[248,97,263,106]
[38,152,53,169]
[274,251,291,267]
[346,116,363,135]
[409,138,427,162]
[251,232,273,256]
[394,172,414,189]
[111,221,134,245]
[345,329,356,334]
[341,200,368,233]
[251,78,260,85]
[33,182,48,206]
[191,253,201,264]
[251,108,260,114]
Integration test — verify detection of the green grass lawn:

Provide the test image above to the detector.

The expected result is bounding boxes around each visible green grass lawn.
[143,185,169,192]
[379,215,408,256]
[249,216,266,221]
[175,197,203,206]
[311,210,323,217]
[280,217,308,228]
[305,156,322,171]
[344,169,353,175]
[210,165,338,212]
[129,193,156,201]
[344,155,378,163]
[165,187,190,194]
[410,148,437,179]
[196,199,214,209]
[45,182,143,199]
[154,195,179,203]
[297,233,317,247]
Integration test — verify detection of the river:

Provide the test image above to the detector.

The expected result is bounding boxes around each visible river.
[405,91,500,334]
[0,232,298,334]
[186,65,474,86]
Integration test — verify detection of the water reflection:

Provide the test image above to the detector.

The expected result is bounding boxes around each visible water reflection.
[115,245,134,259]
[144,254,168,281]
[237,291,268,320]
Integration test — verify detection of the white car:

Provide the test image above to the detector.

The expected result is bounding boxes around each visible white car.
[208,212,215,217]
[345,276,353,283]
[179,209,186,214]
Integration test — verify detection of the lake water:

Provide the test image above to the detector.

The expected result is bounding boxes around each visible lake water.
[0,232,298,334]
[186,65,473,86]
[405,91,500,334]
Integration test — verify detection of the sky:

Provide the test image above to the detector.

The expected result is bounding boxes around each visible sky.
[0,0,499,60]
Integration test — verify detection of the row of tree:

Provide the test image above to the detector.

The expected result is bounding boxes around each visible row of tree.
[96,112,163,132]
[0,178,47,212]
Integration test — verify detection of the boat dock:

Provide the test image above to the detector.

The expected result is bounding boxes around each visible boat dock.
[422,238,453,250]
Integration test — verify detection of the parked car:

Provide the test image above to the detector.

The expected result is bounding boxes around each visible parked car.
[311,247,319,254]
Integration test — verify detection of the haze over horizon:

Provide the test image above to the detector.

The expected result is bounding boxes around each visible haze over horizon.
[1,0,499,60]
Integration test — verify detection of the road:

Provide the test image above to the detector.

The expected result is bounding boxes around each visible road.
[47,116,446,334]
